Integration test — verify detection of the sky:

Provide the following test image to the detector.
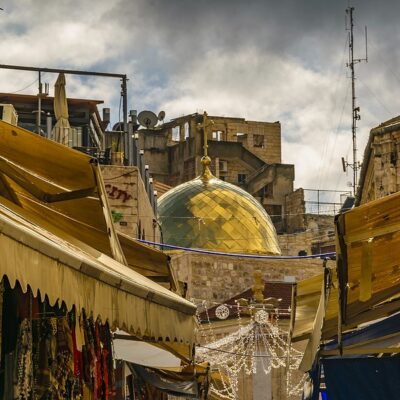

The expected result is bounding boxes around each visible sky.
[0,0,400,199]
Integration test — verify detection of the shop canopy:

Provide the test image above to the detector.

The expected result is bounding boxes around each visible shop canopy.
[0,120,175,286]
[0,120,195,344]
[336,191,400,333]
[291,192,400,371]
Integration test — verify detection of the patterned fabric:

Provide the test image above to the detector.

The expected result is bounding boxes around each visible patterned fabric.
[14,319,33,400]
[3,297,115,400]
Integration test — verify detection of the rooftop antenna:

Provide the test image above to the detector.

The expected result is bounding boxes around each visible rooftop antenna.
[137,110,158,129]
[342,6,368,196]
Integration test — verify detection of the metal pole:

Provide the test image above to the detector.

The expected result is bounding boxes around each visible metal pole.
[345,7,366,196]
[0,63,126,78]
[133,134,139,166]
[46,112,52,139]
[121,76,128,163]
[128,121,133,166]
[203,111,208,157]
[36,71,42,134]
[349,7,357,196]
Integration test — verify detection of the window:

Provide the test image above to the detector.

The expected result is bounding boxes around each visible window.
[212,130,223,141]
[219,160,228,172]
[253,134,264,148]
[172,126,180,141]
[184,122,189,139]
[236,132,247,144]
[238,174,247,184]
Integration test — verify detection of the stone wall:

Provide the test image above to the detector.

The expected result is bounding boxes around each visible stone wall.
[171,252,330,303]
[214,156,254,185]
[101,165,161,242]
[285,188,306,234]
[278,231,313,256]
[165,114,282,165]
[359,129,400,204]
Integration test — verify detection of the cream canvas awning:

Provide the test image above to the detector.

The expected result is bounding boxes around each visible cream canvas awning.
[0,202,195,344]
[0,120,175,283]
[0,120,196,344]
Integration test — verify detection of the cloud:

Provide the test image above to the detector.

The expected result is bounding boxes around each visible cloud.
[0,0,399,192]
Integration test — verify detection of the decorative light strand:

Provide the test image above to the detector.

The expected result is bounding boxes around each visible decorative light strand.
[196,305,306,399]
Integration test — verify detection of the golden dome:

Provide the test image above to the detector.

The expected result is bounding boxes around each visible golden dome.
[157,157,281,255]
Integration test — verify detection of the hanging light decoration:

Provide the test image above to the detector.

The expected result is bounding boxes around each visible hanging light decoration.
[215,304,230,320]
[196,299,305,399]
[254,309,269,324]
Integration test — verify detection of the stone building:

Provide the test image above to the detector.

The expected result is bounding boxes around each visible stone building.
[356,115,400,205]
[139,113,294,234]
[140,112,343,257]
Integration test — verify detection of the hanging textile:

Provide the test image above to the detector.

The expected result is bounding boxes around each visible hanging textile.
[323,356,400,399]
[0,280,116,400]
[14,319,33,399]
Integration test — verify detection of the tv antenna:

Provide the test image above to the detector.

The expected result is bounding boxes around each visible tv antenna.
[342,6,368,196]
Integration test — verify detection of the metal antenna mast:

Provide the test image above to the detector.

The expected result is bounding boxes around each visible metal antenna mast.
[343,6,367,196]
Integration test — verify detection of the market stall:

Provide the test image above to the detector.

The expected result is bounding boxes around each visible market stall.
[0,120,197,398]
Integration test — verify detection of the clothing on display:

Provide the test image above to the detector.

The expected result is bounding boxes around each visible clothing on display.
[0,279,116,400]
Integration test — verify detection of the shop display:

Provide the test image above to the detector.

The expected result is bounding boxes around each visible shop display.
[0,279,115,400]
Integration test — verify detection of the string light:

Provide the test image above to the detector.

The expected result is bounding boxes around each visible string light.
[196,303,305,399]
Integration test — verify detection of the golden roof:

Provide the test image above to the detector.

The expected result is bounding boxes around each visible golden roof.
[158,157,281,255]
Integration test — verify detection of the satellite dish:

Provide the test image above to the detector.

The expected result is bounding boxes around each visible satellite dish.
[138,110,158,129]
[158,111,166,121]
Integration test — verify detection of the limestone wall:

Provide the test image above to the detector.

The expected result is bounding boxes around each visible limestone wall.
[171,252,330,303]
[285,188,306,234]
[360,130,400,204]
[278,231,313,256]
[101,165,161,242]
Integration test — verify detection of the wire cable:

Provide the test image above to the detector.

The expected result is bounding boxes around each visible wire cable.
[137,239,335,260]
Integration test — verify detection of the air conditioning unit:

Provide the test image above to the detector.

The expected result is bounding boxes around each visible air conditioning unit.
[0,104,18,126]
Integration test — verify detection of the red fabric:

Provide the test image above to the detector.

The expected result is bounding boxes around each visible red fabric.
[94,322,102,399]
[102,349,109,399]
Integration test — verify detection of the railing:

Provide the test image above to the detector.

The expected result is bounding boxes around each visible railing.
[303,189,352,215]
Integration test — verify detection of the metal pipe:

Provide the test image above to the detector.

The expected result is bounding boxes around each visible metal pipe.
[36,71,41,134]
[46,112,52,139]
[133,133,139,166]
[121,77,128,164]
[128,121,133,166]
[0,63,126,78]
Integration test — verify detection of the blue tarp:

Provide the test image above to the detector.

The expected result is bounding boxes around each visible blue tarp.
[323,312,400,351]
[323,356,400,399]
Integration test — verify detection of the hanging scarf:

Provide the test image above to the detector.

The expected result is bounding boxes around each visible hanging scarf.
[14,319,33,400]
